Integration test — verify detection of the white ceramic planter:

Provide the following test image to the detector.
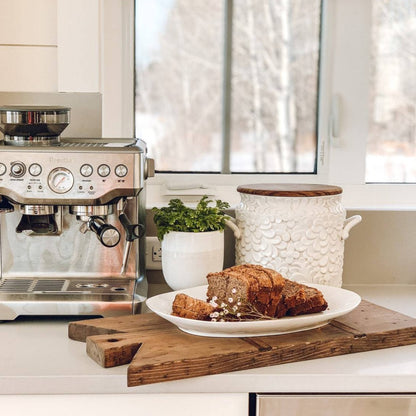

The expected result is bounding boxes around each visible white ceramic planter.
[235,184,362,287]
[161,230,224,291]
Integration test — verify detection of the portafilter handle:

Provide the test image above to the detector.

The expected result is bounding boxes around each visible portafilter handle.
[88,216,121,248]
[119,213,144,274]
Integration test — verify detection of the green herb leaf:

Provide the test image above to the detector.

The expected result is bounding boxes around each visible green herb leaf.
[152,195,231,240]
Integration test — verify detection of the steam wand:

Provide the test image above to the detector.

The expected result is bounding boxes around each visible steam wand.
[119,213,144,274]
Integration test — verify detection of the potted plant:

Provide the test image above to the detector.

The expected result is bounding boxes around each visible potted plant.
[152,196,240,290]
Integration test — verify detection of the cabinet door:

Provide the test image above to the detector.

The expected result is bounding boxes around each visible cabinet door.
[254,394,416,416]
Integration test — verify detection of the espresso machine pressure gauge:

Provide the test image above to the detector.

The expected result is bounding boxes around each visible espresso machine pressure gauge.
[48,167,74,193]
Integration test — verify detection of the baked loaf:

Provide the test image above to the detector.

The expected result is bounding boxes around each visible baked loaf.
[171,264,328,321]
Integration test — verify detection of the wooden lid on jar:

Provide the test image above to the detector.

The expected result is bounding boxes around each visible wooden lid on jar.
[236,184,343,197]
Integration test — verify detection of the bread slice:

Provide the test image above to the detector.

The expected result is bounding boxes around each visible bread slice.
[262,267,287,316]
[286,285,328,316]
[274,279,307,318]
[206,269,257,305]
[207,264,285,317]
[172,293,217,321]
[223,265,272,314]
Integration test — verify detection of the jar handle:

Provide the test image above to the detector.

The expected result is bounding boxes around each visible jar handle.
[224,218,241,239]
[342,215,362,240]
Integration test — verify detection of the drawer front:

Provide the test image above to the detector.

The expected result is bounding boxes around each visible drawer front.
[253,394,416,416]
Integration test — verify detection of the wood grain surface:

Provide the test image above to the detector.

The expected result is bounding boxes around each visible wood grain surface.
[68,300,416,387]
[236,183,343,197]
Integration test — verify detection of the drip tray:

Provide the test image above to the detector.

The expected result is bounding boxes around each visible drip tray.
[0,278,135,301]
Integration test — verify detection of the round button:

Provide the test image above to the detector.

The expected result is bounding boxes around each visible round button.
[29,163,42,176]
[80,164,93,177]
[115,164,128,178]
[10,162,26,178]
[97,164,110,177]
[0,163,6,176]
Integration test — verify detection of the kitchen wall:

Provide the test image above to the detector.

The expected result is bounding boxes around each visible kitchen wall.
[0,0,131,137]
[343,210,416,285]
[0,0,98,93]
[0,0,58,91]
[0,91,102,138]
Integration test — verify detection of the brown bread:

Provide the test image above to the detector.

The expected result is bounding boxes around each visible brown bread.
[172,293,217,321]
[171,265,328,321]
[207,264,285,317]
[275,279,308,318]
[286,285,328,316]
[224,265,273,314]
[206,270,257,304]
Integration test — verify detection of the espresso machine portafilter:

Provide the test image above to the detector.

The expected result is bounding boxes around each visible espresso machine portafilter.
[0,106,154,320]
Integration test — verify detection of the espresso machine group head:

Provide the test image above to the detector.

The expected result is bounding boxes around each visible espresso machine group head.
[0,105,154,320]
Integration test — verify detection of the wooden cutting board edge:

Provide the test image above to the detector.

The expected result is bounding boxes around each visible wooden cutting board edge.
[68,300,416,387]
[125,323,416,387]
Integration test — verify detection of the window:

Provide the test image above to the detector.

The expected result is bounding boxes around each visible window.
[135,0,322,174]
[366,0,416,183]
[131,0,416,209]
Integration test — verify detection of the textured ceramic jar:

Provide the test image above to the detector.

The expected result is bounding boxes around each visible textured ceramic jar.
[235,184,361,287]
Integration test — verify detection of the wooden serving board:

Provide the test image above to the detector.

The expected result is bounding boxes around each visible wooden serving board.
[68,300,416,387]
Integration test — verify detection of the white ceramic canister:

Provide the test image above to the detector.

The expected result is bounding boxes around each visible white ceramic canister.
[235,184,361,287]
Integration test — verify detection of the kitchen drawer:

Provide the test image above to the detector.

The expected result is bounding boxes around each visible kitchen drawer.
[251,394,416,416]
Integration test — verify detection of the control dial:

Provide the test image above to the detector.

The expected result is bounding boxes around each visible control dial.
[0,163,6,176]
[115,164,128,177]
[48,167,74,194]
[10,161,26,178]
[97,164,110,177]
[29,163,42,176]
[80,164,93,177]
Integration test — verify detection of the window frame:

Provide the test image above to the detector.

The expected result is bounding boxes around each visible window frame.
[120,0,416,210]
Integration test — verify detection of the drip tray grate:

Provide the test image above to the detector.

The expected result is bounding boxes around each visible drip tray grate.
[0,279,32,292]
[0,279,66,293]
[0,278,133,295]
[32,279,66,292]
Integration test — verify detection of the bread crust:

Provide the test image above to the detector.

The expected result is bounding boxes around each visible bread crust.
[172,293,217,321]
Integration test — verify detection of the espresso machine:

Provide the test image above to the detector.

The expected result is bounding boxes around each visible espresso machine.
[0,106,154,320]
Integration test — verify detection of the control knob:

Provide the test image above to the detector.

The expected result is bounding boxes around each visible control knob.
[10,162,26,178]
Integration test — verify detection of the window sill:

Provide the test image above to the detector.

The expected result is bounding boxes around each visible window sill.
[341,184,416,211]
[146,177,416,211]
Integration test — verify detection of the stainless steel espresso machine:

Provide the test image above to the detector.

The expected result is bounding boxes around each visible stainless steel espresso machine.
[0,106,154,320]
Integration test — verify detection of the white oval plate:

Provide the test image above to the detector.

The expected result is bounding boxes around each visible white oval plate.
[146,284,361,338]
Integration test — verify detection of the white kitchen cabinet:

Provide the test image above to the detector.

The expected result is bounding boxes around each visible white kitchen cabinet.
[0,394,248,416]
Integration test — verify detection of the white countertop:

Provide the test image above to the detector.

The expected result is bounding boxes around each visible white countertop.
[2,284,416,395]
